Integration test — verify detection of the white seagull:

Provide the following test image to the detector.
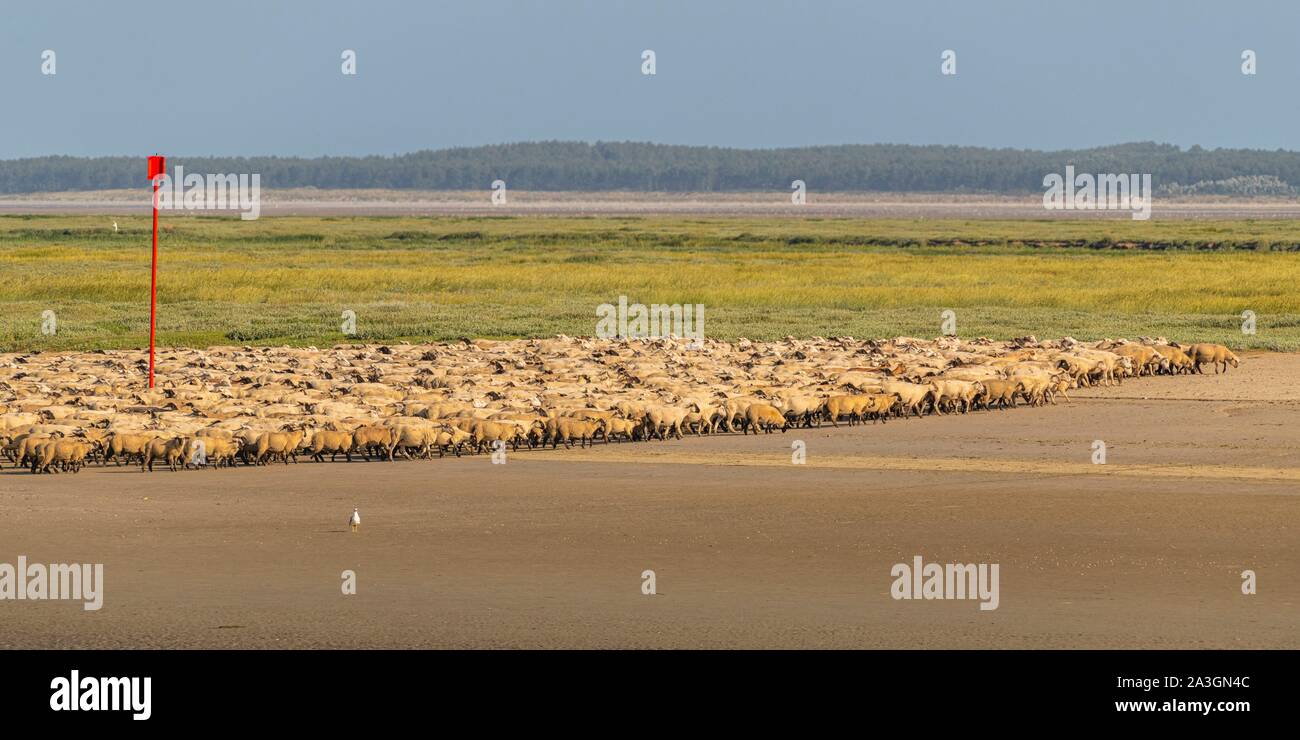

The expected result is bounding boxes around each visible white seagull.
[349,507,361,533]
[112,221,119,233]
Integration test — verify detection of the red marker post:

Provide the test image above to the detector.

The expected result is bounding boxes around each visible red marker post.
[147,155,166,388]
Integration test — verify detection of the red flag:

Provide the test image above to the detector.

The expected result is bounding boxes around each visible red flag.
[147,155,166,181]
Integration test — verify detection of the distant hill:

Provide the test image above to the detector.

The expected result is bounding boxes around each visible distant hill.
[5,141,1300,194]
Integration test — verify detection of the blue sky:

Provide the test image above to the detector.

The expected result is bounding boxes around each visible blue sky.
[2,0,1297,157]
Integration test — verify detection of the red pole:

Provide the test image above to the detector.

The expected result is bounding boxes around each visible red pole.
[147,155,165,389]
[149,180,158,388]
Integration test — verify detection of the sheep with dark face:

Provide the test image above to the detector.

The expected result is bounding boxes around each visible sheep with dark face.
[142,436,187,472]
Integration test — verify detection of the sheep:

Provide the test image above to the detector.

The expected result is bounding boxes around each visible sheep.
[719,398,758,432]
[306,429,354,462]
[612,400,649,422]
[941,366,1003,383]
[142,436,187,472]
[31,439,91,474]
[351,425,397,461]
[24,440,58,474]
[818,393,890,426]
[603,417,640,442]
[1112,344,1165,377]
[821,395,861,427]
[1050,376,1072,403]
[928,379,984,414]
[1016,375,1057,406]
[103,431,154,467]
[13,433,62,470]
[643,404,690,441]
[470,419,529,452]
[688,401,724,434]
[253,427,307,465]
[681,410,712,435]
[1153,345,1194,375]
[431,425,472,457]
[855,393,899,423]
[186,435,239,469]
[233,430,263,466]
[1186,344,1240,374]
[879,380,932,418]
[772,393,823,428]
[567,408,619,425]
[1072,349,1129,385]
[1,433,35,467]
[1055,354,1106,388]
[0,412,41,431]
[85,426,111,448]
[387,425,436,460]
[979,379,1024,410]
[742,404,789,434]
[546,417,607,449]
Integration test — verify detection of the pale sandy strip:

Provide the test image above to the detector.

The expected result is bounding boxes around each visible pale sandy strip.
[528,450,1300,482]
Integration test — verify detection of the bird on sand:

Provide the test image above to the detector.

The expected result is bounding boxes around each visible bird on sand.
[349,507,361,533]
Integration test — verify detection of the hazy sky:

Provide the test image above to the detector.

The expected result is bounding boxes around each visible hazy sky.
[2,0,1298,157]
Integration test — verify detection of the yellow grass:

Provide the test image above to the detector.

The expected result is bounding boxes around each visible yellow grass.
[1,214,1298,350]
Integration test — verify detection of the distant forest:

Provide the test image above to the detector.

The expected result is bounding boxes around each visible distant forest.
[4,141,1300,194]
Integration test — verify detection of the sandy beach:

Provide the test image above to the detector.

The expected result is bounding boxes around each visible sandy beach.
[2,352,1294,649]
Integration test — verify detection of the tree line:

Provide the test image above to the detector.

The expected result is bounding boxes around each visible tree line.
[3,141,1300,194]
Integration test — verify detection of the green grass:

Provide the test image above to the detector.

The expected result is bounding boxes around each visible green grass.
[2,214,1298,351]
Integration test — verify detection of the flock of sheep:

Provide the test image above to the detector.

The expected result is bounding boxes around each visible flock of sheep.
[0,336,1240,474]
